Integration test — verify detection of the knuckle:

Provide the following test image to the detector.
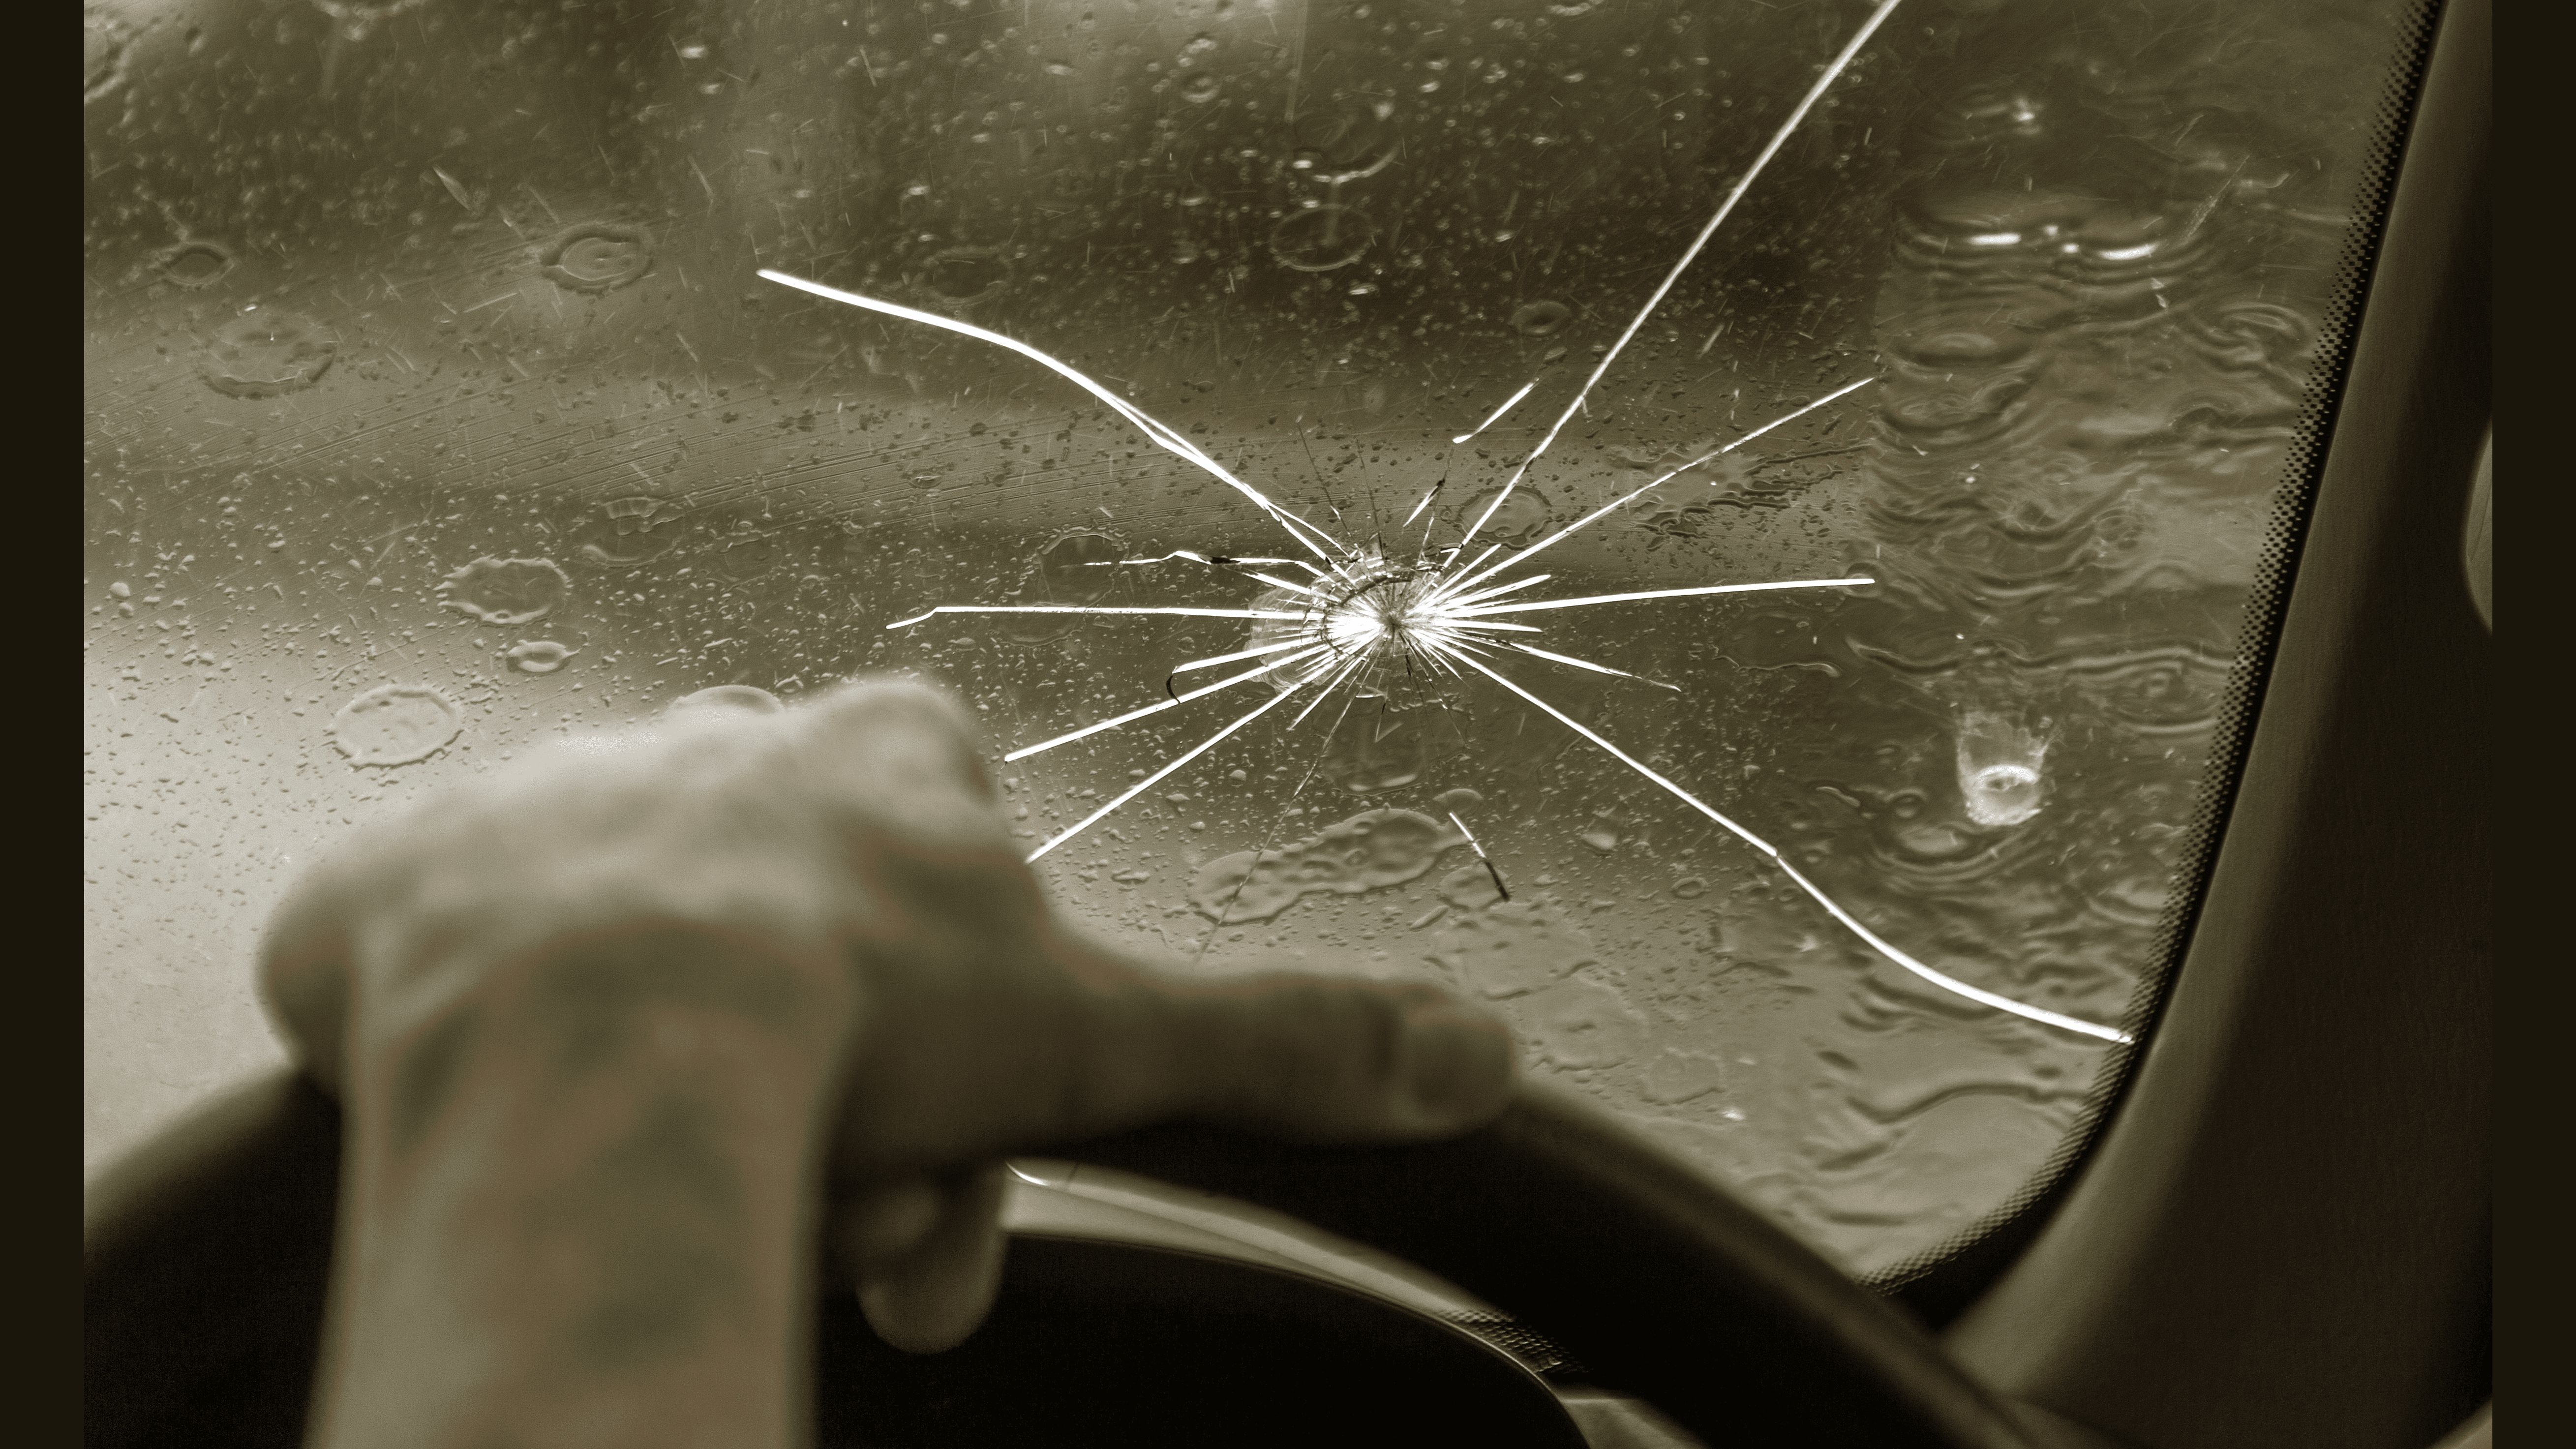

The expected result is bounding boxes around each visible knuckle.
[792,679,1010,849]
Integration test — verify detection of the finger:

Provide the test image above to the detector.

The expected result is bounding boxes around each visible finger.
[847,1163,1009,1355]
[787,678,1013,852]
[256,866,362,1093]
[964,950,1520,1153]
[834,1177,947,1270]
[1159,973,1520,1143]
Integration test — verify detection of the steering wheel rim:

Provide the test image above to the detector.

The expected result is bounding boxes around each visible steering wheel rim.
[86,1072,2034,1449]
[1054,1078,2036,1449]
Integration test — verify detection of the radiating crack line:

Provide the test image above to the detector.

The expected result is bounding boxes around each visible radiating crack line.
[1443,542,1504,592]
[1027,652,1341,861]
[887,604,1314,629]
[1699,374,1878,456]
[1508,641,1682,689]
[1437,574,1554,610]
[759,269,1355,572]
[1192,683,1369,964]
[1452,0,1908,560]
[1288,648,1380,728]
[1432,375,1880,607]
[1447,812,1511,903]
[1427,639,2129,1044]
[1403,478,1444,528]
[1245,572,1334,601]
[1102,551,1317,573]
[1170,637,1335,675]
[1451,378,1540,445]
[1002,644,1332,762]
[1462,576,1875,617]
[1765,856,2132,1044]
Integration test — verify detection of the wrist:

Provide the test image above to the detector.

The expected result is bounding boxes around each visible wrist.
[311,923,858,1449]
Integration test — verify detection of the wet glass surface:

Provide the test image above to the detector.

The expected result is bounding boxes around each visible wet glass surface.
[87,0,2410,1273]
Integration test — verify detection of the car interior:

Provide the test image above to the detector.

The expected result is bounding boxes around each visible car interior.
[84,0,2490,1445]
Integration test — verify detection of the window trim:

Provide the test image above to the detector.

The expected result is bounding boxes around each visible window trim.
[1863,0,2473,1332]
[1937,1,2490,1446]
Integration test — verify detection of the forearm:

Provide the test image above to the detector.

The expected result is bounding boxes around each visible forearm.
[307,926,857,1449]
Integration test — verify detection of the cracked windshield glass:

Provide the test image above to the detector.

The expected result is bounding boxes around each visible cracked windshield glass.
[87,0,2409,1276]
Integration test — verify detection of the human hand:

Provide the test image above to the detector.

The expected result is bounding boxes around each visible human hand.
[260,678,1516,1449]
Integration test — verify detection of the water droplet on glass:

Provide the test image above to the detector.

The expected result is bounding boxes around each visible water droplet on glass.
[199,311,337,398]
[329,684,463,767]
[670,685,784,717]
[574,499,683,567]
[1954,709,2048,826]
[1180,73,1220,104]
[677,41,710,59]
[1435,864,1500,912]
[1524,976,1645,1070]
[539,222,654,293]
[504,640,576,674]
[438,557,571,626]
[1640,1047,1727,1104]
[920,246,1011,304]
[1670,876,1708,900]
[1321,700,1447,793]
[1289,103,1397,182]
[2068,646,2227,735]
[1268,205,1375,272]
[706,526,784,581]
[156,240,237,290]
[1511,300,1573,336]
[1190,808,1466,922]
[1907,329,2020,366]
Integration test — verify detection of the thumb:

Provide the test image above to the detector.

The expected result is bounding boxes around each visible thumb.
[836,1163,1009,1354]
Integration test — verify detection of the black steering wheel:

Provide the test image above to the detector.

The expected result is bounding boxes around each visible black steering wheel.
[85,1072,2036,1449]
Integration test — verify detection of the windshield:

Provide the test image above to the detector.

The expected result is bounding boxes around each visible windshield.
[86,0,2417,1277]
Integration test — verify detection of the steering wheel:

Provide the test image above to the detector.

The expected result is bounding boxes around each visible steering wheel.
[85,1072,2037,1449]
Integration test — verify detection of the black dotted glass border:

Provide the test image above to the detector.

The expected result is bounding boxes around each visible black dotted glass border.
[1860,0,2453,1324]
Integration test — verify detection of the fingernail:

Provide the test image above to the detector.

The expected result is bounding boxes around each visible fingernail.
[1399,1004,1512,1126]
